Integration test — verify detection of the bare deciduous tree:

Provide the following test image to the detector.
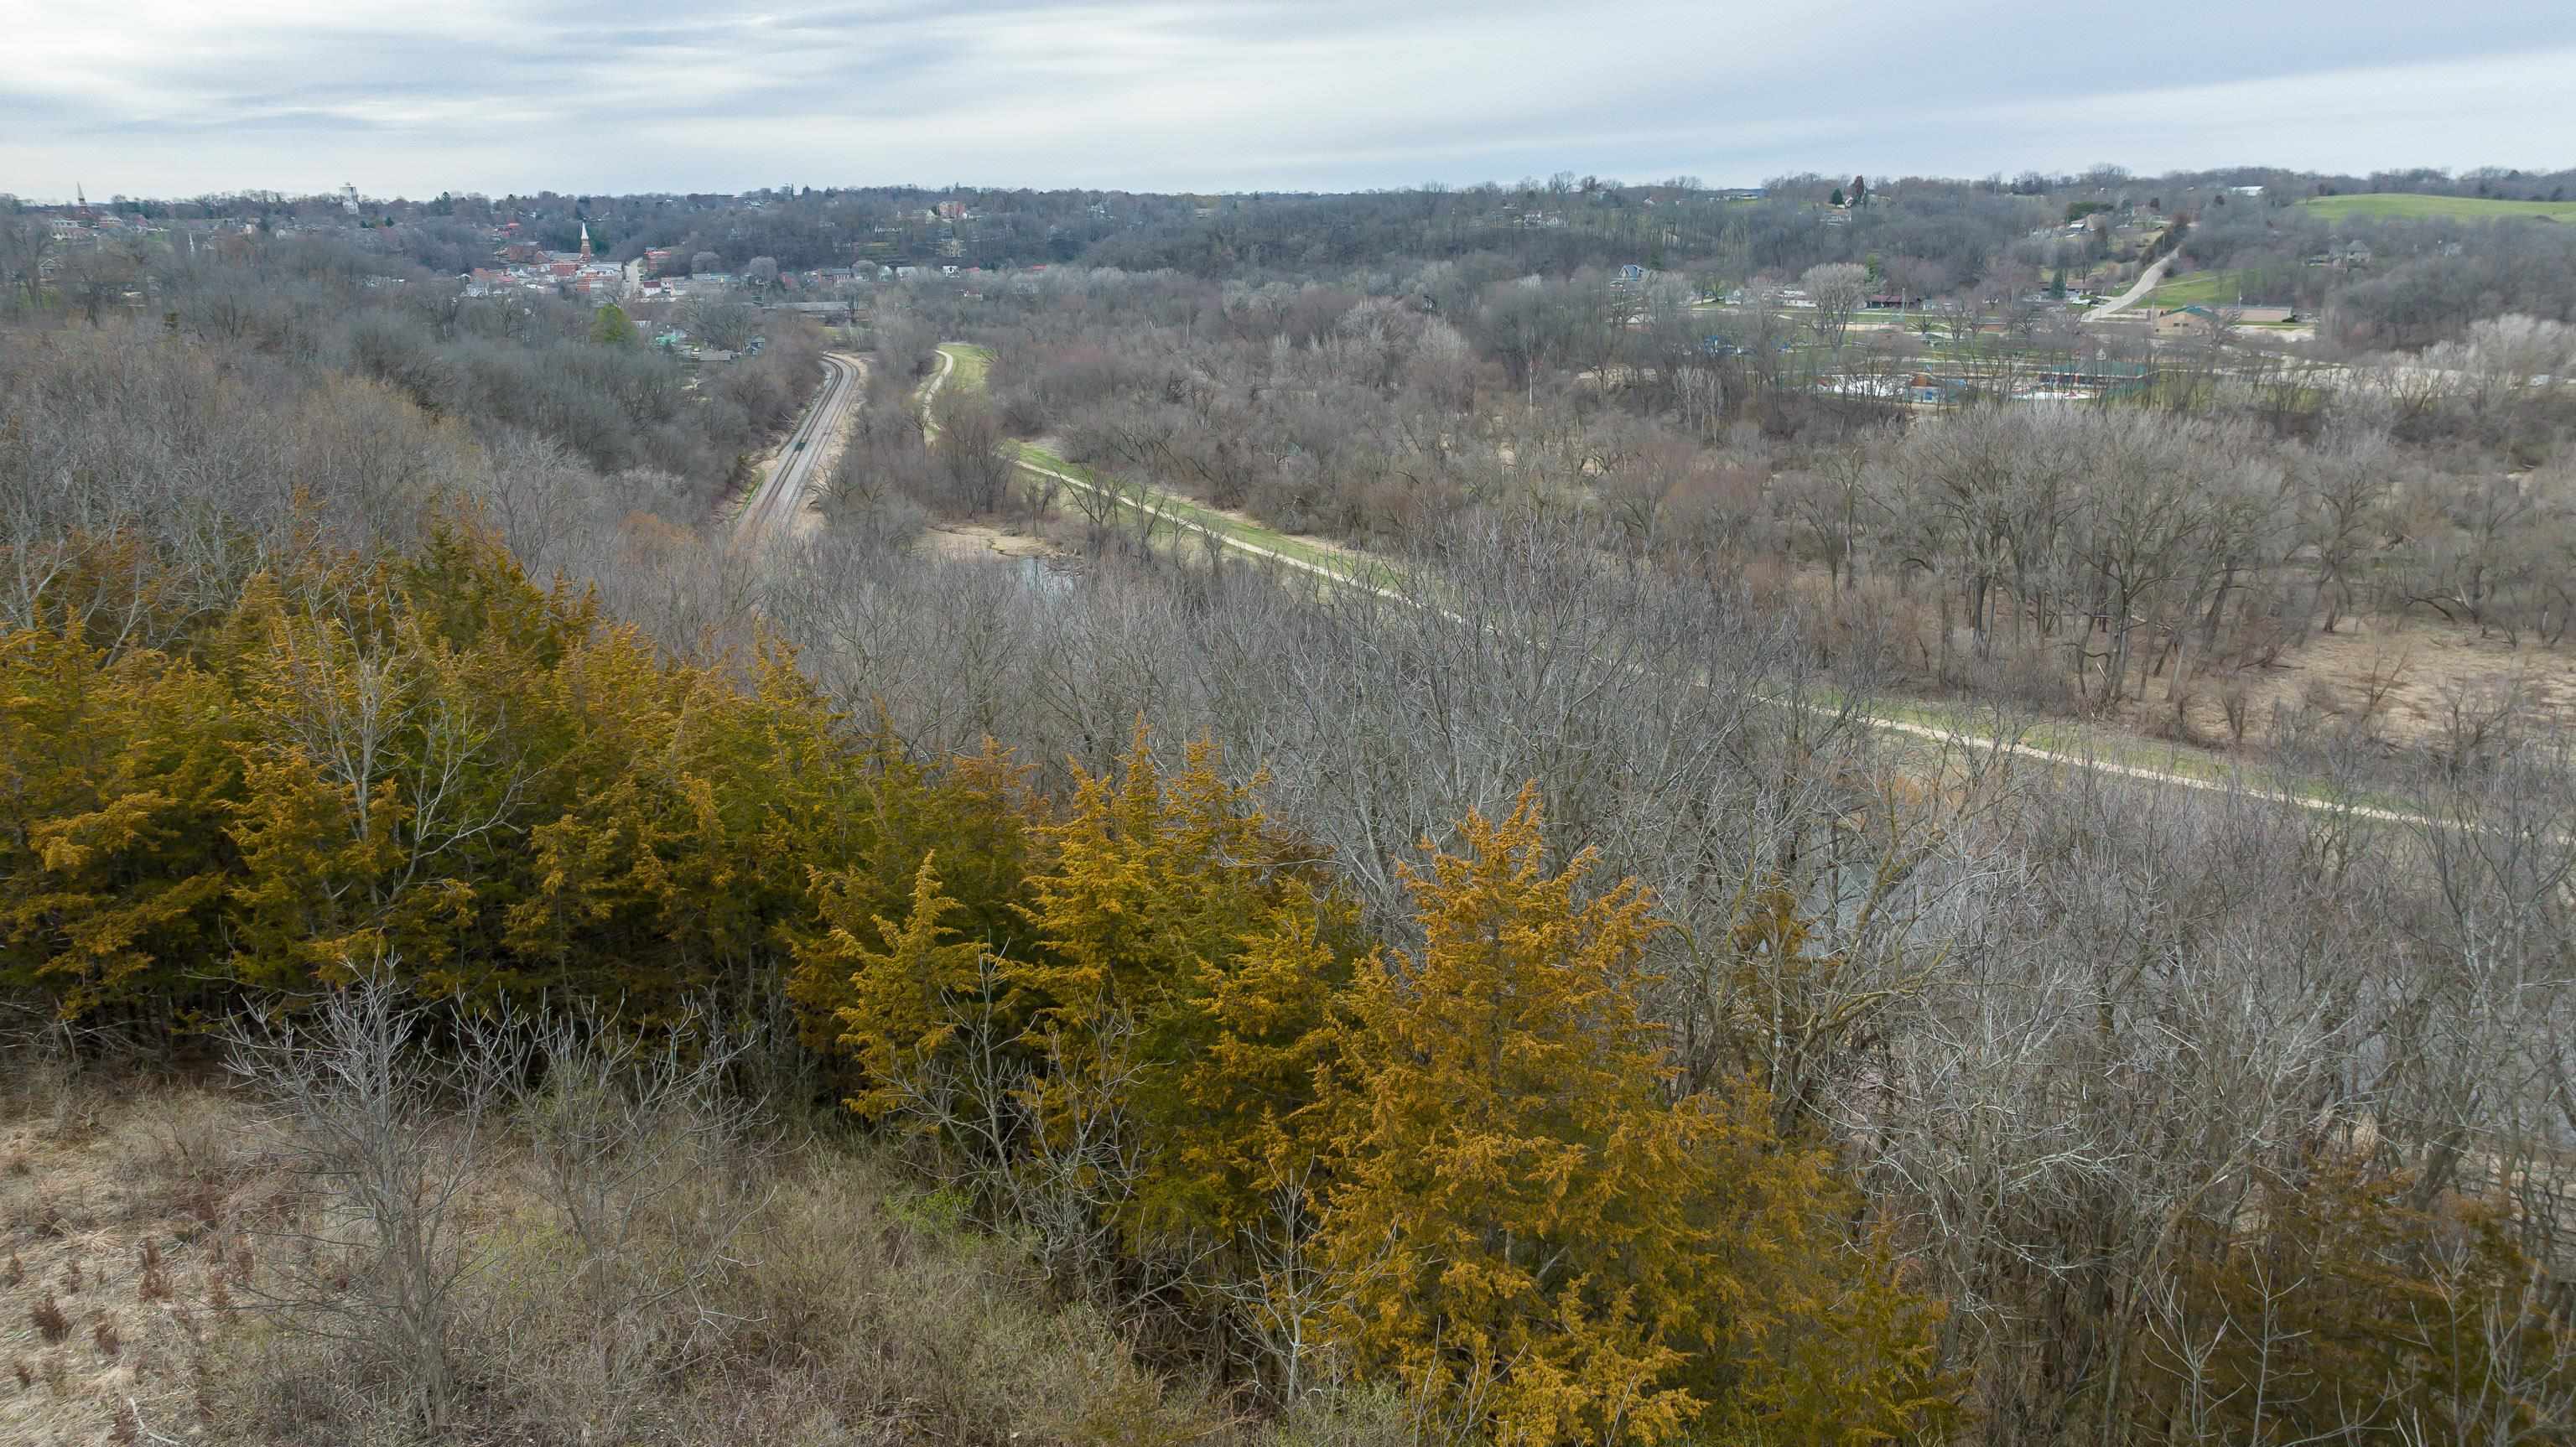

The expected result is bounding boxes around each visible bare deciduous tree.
[1802,262,1870,350]
[220,962,518,1425]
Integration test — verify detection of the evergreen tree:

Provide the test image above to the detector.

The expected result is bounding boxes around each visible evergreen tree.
[1324,788,1955,1446]
[1323,786,1713,1444]
[0,623,242,1014]
[1011,722,1353,1246]
[1150,881,1362,1238]
[589,301,638,347]
[808,853,990,1120]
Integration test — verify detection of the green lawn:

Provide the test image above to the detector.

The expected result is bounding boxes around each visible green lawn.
[2146,268,2263,309]
[2298,193,2576,223]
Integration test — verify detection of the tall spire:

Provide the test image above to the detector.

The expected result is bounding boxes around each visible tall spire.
[579,221,592,261]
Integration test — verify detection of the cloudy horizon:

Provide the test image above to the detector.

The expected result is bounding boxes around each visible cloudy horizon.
[6,0,2573,202]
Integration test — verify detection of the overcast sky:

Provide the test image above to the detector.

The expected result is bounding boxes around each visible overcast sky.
[7,0,2573,201]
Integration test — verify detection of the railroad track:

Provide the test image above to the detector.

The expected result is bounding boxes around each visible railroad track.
[735,352,862,544]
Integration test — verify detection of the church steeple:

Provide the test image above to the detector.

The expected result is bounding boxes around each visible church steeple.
[578,221,592,261]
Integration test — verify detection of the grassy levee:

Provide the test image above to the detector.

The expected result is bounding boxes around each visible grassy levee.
[1839,687,2418,816]
[1015,440,1381,578]
[933,344,1390,589]
[942,340,993,390]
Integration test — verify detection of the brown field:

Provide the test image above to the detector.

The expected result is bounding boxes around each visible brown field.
[2202,612,2576,748]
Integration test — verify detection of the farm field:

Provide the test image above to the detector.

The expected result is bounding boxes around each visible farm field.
[2298,192,2576,222]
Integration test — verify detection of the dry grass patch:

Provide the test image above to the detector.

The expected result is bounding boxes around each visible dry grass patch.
[2,1059,257,1447]
[921,519,1071,564]
[2199,611,2576,749]
[4,1036,1410,1447]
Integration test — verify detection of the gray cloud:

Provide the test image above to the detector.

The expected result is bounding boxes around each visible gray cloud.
[3,0,2571,200]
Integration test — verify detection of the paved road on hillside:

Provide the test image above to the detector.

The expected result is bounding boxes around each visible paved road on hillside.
[735,352,863,544]
[2083,253,2179,322]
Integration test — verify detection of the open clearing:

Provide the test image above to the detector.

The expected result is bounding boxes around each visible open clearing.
[921,520,1062,562]
[2146,267,2270,309]
[2185,612,2576,750]
[2298,193,2576,223]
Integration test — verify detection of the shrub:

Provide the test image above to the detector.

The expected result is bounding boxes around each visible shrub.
[30,1293,70,1343]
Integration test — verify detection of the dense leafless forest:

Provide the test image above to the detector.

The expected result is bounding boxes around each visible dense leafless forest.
[4,167,2574,1446]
